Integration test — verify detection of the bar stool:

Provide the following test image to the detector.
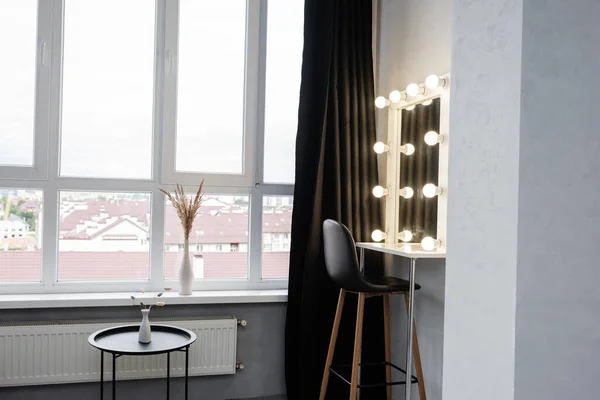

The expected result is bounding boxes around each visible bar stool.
[320,219,426,400]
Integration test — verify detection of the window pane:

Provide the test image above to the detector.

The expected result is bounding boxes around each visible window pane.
[164,195,249,280]
[60,1,155,179]
[262,196,292,279]
[263,0,304,183]
[0,190,43,282]
[175,1,246,174]
[0,2,37,166]
[58,191,151,281]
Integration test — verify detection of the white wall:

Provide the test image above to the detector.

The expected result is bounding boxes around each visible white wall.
[443,0,523,398]
[375,0,452,398]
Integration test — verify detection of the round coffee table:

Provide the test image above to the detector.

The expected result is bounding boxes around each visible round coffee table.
[88,324,197,400]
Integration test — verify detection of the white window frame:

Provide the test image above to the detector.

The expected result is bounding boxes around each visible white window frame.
[0,0,295,295]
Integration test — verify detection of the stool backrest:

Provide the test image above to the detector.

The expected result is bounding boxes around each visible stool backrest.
[322,219,366,292]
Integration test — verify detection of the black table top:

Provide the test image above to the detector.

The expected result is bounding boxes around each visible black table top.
[88,324,196,355]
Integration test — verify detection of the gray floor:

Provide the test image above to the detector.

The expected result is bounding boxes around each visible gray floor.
[228,397,286,400]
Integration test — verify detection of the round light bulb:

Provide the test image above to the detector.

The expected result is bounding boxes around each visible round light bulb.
[399,143,415,156]
[398,230,413,242]
[421,236,441,251]
[406,105,416,111]
[372,186,389,198]
[423,183,442,198]
[375,96,390,109]
[389,90,403,104]
[373,142,390,154]
[371,229,387,242]
[406,83,420,97]
[422,99,433,106]
[425,75,440,89]
[399,187,414,199]
[424,131,443,146]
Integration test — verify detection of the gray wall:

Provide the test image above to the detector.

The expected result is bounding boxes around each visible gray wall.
[515,1,600,399]
[375,0,452,399]
[0,303,286,400]
[445,0,600,399]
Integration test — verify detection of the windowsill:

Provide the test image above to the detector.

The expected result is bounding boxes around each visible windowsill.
[0,289,288,310]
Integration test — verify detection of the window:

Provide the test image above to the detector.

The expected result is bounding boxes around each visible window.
[0,190,43,283]
[174,1,246,174]
[262,196,292,279]
[263,0,304,184]
[60,0,155,179]
[58,191,151,281]
[164,195,249,280]
[0,2,37,167]
[0,1,301,294]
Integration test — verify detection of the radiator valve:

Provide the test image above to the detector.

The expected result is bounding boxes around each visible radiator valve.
[237,319,247,327]
[236,362,245,370]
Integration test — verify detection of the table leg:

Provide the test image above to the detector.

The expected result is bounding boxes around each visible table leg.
[185,346,190,400]
[100,351,104,400]
[167,352,170,400]
[404,258,417,400]
[112,353,116,400]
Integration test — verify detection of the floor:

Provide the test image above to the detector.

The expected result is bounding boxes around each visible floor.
[228,396,286,400]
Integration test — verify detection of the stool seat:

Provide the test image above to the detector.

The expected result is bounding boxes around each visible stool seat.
[364,275,422,293]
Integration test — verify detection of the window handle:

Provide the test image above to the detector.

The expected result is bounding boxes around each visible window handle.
[165,51,175,77]
[40,41,49,67]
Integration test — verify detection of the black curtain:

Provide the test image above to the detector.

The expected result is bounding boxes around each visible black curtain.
[285,0,385,398]
[398,99,441,242]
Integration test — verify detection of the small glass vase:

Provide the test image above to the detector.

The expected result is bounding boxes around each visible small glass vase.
[138,309,151,344]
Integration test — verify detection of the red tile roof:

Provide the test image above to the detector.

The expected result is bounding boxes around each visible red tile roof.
[0,251,290,282]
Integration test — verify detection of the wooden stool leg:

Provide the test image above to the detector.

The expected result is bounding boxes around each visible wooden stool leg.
[404,293,427,400]
[383,294,392,400]
[349,293,365,400]
[320,290,347,400]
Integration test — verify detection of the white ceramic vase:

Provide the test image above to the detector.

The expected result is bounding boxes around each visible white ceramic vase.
[138,309,151,343]
[179,238,193,296]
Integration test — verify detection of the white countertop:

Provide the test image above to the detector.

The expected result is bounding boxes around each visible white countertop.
[356,242,446,259]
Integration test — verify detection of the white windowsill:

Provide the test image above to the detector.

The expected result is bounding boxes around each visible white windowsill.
[0,290,288,310]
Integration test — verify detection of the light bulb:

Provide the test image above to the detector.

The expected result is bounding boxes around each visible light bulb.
[422,99,433,106]
[425,75,446,90]
[423,183,442,198]
[424,131,443,146]
[375,96,391,109]
[371,229,387,242]
[421,236,441,251]
[372,186,389,198]
[398,230,413,242]
[399,143,415,156]
[406,83,421,97]
[373,142,390,154]
[398,187,414,199]
[389,90,403,104]
[406,105,416,111]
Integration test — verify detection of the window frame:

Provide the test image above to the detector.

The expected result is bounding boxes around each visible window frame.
[0,0,295,295]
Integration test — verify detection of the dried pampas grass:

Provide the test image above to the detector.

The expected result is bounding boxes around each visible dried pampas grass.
[160,179,204,239]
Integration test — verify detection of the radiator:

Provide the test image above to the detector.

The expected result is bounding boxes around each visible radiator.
[0,316,238,387]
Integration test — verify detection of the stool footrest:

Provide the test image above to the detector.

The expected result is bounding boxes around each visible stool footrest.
[329,361,418,388]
